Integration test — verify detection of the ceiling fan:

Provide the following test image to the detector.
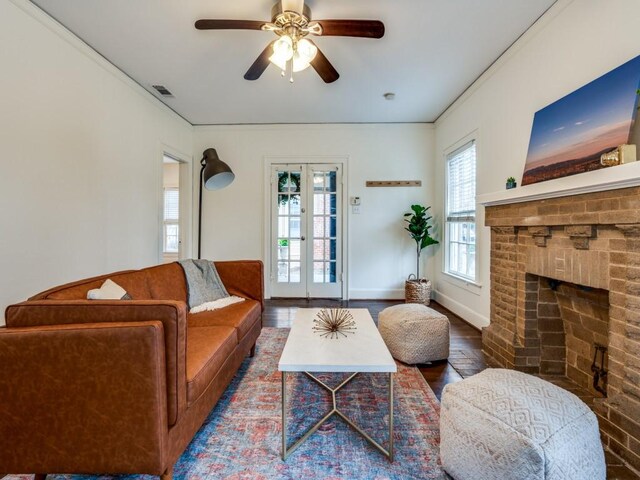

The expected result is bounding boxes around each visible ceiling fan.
[195,0,385,83]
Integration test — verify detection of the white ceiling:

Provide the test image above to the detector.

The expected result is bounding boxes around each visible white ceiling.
[31,0,555,125]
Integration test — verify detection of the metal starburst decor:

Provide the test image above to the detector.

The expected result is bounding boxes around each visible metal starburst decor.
[312,308,357,339]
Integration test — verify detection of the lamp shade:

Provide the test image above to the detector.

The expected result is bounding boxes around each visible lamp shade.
[201,148,235,190]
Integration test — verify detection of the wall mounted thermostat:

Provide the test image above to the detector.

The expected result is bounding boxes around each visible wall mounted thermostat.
[350,196,361,214]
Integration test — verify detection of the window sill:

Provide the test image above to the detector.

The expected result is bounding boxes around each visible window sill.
[442,271,482,296]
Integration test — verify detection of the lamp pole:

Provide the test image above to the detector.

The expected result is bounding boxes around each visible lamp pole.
[198,157,206,259]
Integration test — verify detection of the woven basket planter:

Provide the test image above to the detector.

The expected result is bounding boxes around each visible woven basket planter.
[405,274,432,305]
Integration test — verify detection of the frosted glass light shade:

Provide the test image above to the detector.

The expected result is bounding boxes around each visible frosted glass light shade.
[269,54,287,71]
[292,53,310,72]
[269,36,294,70]
[297,39,317,62]
[292,39,317,71]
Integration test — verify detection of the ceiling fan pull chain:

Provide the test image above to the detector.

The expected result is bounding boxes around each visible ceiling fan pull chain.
[289,59,294,83]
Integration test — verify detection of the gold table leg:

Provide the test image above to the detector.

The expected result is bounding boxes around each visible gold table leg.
[281,371,394,461]
[281,371,287,460]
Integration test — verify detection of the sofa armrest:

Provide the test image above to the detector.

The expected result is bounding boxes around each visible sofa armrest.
[0,322,168,475]
[4,300,187,426]
[215,260,264,311]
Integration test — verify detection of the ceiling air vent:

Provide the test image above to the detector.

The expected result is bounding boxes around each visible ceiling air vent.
[152,85,174,97]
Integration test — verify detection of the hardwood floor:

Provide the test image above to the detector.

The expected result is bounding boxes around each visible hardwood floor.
[264,298,639,479]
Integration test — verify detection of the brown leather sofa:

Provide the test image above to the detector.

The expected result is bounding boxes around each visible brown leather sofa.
[0,260,263,480]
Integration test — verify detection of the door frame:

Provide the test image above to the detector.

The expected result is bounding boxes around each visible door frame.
[263,155,349,300]
[158,144,193,263]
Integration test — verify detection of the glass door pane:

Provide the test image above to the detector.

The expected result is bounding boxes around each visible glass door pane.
[277,170,301,284]
[271,166,306,297]
[311,171,337,283]
[307,165,342,298]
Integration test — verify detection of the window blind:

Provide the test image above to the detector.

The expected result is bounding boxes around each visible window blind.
[447,141,476,222]
[164,188,179,221]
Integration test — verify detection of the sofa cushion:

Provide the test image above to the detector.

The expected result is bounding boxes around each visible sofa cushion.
[145,262,188,302]
[187,299,261,340]
[186,326,237,406]
[45,270,152,300]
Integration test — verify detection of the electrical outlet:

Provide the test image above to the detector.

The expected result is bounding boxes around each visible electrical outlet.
[352,205,361,214]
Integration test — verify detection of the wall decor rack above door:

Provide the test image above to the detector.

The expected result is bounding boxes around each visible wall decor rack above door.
[366,180,422,187]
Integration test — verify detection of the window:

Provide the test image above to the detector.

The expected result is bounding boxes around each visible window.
[163,188,179,253]
[446,140,477,281]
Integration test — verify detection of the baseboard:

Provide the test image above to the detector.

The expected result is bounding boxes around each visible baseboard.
[433,290,489,330]
[348,289,404,300]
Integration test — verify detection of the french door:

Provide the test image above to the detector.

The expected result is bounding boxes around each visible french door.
[270,164,343,298]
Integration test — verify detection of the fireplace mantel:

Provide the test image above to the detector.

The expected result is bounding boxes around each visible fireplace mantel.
[478,161,640,207]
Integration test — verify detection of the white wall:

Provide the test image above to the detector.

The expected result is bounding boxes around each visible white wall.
[193,124,435,299]
[433,0,640,329]
[0,1,193,324]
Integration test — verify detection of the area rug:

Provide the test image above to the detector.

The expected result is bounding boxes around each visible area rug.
[8,328,445,480]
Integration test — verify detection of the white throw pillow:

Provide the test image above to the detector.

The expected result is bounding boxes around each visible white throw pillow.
[87,279,131,300]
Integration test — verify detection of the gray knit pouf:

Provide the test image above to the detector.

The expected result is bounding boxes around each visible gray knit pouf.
[440,369,606,480]
[378,303,449,364]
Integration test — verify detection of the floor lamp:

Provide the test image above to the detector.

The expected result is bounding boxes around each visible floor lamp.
[198,148,235,259]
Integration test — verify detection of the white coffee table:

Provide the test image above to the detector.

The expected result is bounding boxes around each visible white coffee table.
[278,308,397,461]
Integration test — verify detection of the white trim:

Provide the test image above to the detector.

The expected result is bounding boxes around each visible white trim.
[443,132,479,283]
[435,0,574,125]
[348,289,404,300]
[478,161,640,206]
[8,0,192,129]
[158,148,193,263]
[441,271,483,294]
[433,290,489,330]
[194,123,435,131]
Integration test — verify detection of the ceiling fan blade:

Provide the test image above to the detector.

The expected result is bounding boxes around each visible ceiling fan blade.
[195,19,266,30]
[244,41,276,81]
[314,20,385,38]
[309,42,339,83]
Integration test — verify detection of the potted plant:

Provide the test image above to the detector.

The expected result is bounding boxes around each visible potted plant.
[506,177,517,189]
[403,204,438,304]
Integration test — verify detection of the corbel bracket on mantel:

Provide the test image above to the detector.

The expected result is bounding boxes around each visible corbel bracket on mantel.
[565,225,595,250]
[528,226,551,247]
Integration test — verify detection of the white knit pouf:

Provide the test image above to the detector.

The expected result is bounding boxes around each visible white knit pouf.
[378,304,449,364]
[440,369,606,480]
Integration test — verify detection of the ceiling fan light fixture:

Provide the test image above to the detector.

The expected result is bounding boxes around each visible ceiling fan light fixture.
[196,1,384,84]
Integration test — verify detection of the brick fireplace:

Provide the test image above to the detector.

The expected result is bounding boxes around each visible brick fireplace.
[484,186,640,473]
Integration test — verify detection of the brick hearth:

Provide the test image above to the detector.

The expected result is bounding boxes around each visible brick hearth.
[484,186,640,474]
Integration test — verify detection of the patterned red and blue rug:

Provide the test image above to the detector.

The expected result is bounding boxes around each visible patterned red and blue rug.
[9,328,445,480]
